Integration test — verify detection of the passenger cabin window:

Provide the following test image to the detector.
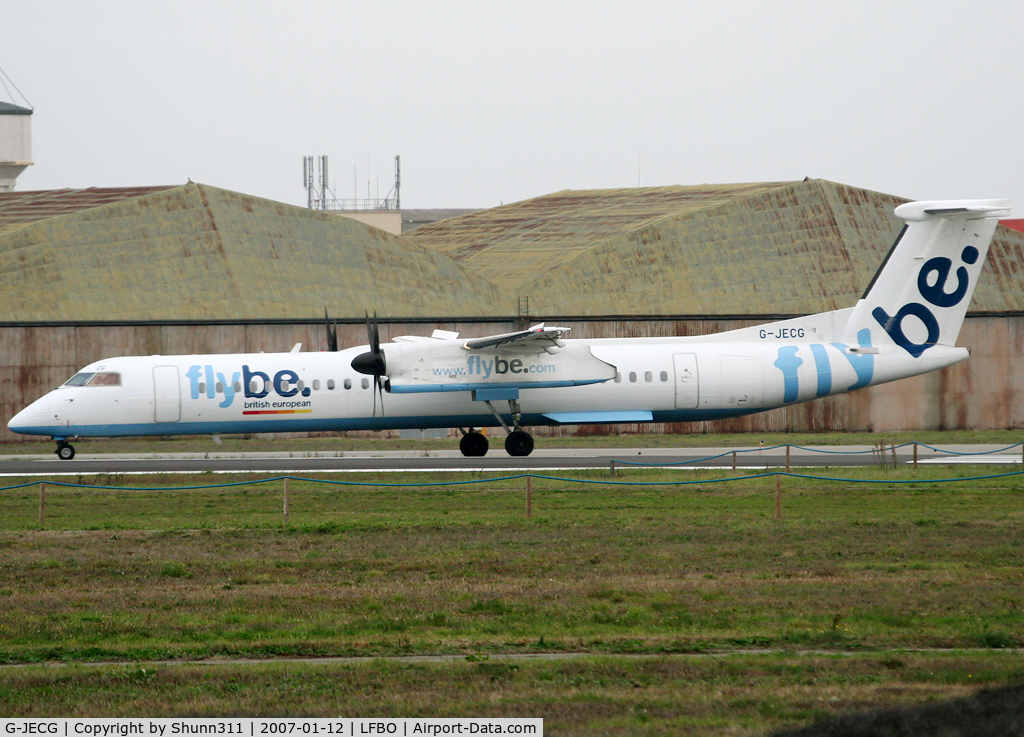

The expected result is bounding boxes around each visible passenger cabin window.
[344,379,352,390]
[629,372,637,383]
[644,371,653,383]
[614,372,622,383]
[313,379,321,391]
[660,371,668,382]
[327,379,336,390]
[361,378,370,390]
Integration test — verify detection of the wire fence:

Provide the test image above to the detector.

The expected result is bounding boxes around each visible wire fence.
[3,442,1023,528]
[611,441,1024,468]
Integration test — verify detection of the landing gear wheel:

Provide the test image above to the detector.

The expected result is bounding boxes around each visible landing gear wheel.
[460,431,489,457]
[504,430,534,457]
[56,442,75,461]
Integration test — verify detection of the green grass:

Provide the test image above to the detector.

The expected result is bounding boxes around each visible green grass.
[0,464,1022,731]
[0,653,1021,734]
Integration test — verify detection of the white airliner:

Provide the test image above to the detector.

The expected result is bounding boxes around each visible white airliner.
[7,199,1011,460]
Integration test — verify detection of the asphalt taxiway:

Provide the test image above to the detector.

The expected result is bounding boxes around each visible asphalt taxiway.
[1,444,1021,476]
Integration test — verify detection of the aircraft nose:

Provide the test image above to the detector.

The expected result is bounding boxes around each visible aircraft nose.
[7,394,52,435]
[7,405,32,433]
[7,408,20,431]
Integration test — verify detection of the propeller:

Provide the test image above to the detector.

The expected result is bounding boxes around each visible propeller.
[324,309,338,352]
[350,311,386,416]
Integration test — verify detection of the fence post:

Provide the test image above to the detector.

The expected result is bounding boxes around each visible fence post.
[913,442,918,470]
[609,460,616,477]
[785,444,791,473]
[775,473,782,520]
[526,475,533,519]
[732,451,737,470]
[283,477,290,523]
[39,482,46,529]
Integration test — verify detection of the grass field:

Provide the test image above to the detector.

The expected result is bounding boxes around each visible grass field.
[0,462,1022,734]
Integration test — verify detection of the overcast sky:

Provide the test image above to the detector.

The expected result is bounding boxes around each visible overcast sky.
[3,0,1022,212]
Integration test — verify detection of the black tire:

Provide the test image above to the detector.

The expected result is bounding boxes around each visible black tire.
[459,431,489,457]
[504,430,534,457]
[56,443,75,461]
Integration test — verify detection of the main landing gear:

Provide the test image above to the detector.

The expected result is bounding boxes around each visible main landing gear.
[459,429,489,457]
[55,440,76,460]
[459,397,536,457]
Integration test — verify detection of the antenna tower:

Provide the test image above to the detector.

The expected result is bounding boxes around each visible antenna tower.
[303,154,400,211]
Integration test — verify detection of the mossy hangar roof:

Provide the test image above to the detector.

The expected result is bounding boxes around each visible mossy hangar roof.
[2,179,1020,323]
[409,179,1024,316]
[0,183,511,321]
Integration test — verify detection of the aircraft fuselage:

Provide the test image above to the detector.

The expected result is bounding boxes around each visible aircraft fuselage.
[8,334,967,439]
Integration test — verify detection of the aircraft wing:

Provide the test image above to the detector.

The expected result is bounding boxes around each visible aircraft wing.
[384,326,615,394]
[462,323,570,352]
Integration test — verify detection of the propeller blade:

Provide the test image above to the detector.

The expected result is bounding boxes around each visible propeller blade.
[370,310,380,354]
[374,375,385,417]
[352,310,386,417]
[324,309,338,352]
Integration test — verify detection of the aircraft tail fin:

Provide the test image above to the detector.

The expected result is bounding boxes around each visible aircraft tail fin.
[840,199,1011,356]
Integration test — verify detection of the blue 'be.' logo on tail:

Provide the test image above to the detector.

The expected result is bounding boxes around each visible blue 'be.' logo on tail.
[871,246,979,358]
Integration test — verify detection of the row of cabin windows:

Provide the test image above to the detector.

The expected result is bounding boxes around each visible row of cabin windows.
[614,370,670,384]
[68,371,675,392]
[198,377,371,394]
[63,372,374,393]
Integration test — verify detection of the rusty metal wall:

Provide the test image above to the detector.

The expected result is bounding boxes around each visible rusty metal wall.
[3,316,1021,443]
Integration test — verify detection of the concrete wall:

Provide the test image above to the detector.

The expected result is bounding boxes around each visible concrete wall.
[2,315,1021,443]
[0,112,31,163]
[333,211,403,235]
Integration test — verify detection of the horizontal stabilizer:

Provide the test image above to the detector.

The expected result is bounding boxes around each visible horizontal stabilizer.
[895,200,1012,221]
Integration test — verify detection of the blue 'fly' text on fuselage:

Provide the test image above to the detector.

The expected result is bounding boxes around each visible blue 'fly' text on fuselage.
[187,365,311,408]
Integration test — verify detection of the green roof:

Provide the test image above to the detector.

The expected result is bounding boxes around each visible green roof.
[409,179,1024,315]
[2,179,1021,322]
[0,183,510,321]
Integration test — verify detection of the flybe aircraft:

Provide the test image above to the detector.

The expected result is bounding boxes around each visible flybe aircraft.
[7,199,1011,459]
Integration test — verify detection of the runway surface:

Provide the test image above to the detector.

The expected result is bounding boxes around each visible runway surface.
[1,444,1021,476]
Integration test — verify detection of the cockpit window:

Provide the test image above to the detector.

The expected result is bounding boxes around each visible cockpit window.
[63,372,121,387]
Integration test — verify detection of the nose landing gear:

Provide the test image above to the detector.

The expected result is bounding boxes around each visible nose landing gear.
[55,440,76,460]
